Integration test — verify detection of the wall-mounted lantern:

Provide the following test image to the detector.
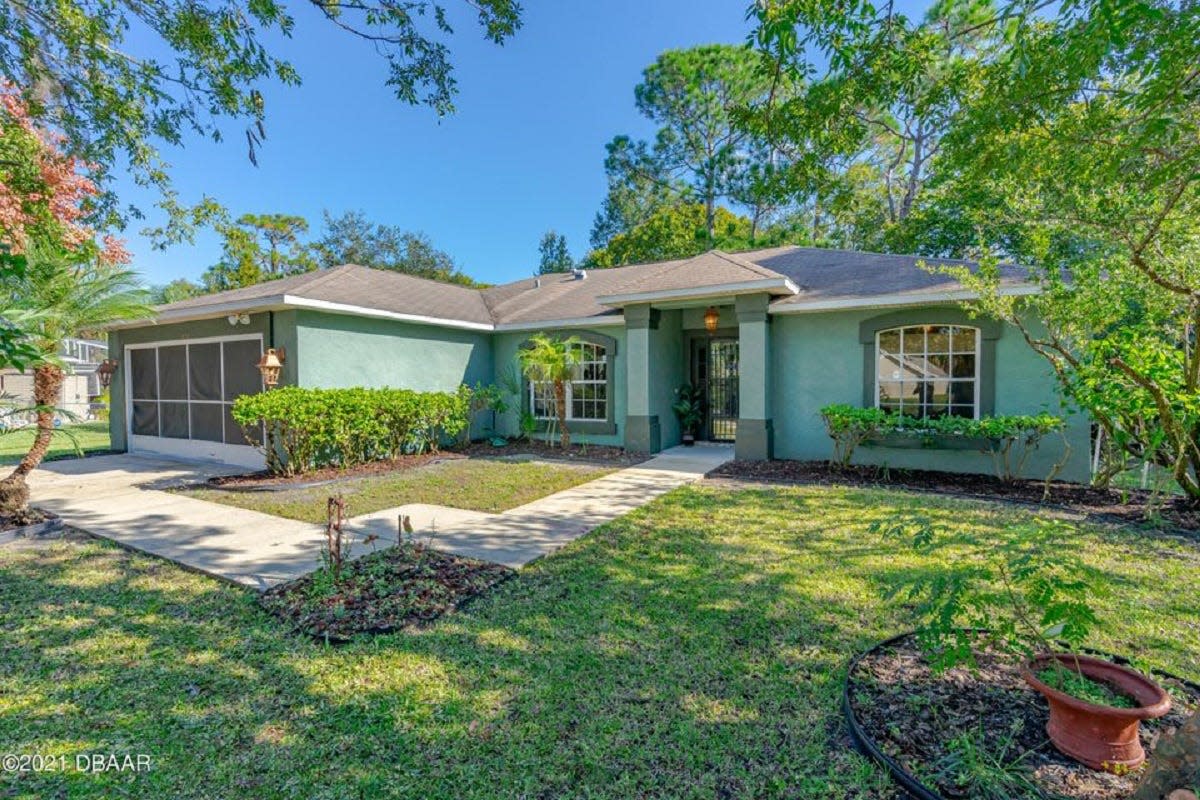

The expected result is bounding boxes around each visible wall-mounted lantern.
[96,358,118,389]
[256,347,285,387]
[704,306,720,333]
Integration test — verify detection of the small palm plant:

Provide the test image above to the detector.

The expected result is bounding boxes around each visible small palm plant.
[0,244,152,515]
[517,333,583,448]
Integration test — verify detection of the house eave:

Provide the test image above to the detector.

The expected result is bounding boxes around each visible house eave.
[494,315,625,332]
[767,284,1040,314]
[103,295,292,330]
[279,296,495,332]
[105,295,497,333]
[597,277,799,307]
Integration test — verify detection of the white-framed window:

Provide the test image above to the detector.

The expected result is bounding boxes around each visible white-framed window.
[529,341,608,422]
[875,324,980,419]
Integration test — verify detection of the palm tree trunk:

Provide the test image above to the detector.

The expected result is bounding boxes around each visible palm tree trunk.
[554,380,570,449]
[0,364,64,516]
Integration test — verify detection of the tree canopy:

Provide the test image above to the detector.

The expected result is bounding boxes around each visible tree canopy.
[537,231,573,274]
[0,0,523,240]
[588,45,782,260]
[749,0,1200,505]
[313,211,478,287]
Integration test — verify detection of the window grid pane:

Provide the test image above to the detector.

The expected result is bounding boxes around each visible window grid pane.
[876,325,978,419]
[527,342,608,422]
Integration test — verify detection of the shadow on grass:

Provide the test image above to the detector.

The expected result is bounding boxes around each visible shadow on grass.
[1,482,1197,799]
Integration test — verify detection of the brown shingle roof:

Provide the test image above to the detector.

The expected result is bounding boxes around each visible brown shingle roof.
[142,247,1033,330]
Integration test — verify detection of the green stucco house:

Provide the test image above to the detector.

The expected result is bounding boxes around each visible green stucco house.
[106,246,1091,481]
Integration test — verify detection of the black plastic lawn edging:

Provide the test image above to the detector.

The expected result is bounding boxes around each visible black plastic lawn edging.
[842,631,1200,800]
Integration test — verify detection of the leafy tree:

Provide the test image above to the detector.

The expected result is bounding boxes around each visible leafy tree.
[313,210,478,286]
[0,1,523,239]
[537,230,573,274]
[592,45,775,252]
[590,136,688,250]
[0,245,152,515]
[152,279,204,305]
[201,213,316,291]
[746,0,999,251]
[517,334,584,448]
[584,203,754,268]
[905,0,1197,504]
[0,83,122,374]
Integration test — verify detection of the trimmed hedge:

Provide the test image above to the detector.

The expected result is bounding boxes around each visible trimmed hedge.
[819,404,1066,480]
[232,386,471,475]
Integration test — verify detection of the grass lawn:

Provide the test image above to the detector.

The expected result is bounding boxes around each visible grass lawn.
[1,484,1197,799]
[0,421,111,466]
[179,458,616,522]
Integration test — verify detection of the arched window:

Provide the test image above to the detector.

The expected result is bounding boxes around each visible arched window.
[529,340,609,422]
[876,324,980,419]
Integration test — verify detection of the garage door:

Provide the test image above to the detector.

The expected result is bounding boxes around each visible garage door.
[125,335,266,468]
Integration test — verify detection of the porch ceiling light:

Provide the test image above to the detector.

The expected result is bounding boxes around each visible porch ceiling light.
[256,347,285,387]
[704,306,720,333]
[96,358,118,389]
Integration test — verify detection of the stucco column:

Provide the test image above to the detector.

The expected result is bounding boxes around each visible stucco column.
[735,293,773,460]
[624,303,661,453]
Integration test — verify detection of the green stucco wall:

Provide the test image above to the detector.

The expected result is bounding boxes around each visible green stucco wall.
[107,311,295,452]
[491,326,627,447]
[293,311,491,391]
[769,307,1092,482]
[648,310,686,448]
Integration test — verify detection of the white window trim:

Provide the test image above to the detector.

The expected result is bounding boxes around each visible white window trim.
[874,325,981,419]
[528,342,609,423]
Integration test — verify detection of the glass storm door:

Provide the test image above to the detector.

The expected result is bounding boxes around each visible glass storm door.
[692,337,739,442]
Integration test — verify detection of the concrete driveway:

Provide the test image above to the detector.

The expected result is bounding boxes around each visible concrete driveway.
[29,455,331,590]
[29,445,732,590]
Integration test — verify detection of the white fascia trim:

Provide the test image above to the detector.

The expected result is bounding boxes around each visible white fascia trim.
[104,295,291,330]
[598,277,799,307]
[108,294,498,332]
[495,315,625,332]
[279,296,495,332]
[768,285,1041,314]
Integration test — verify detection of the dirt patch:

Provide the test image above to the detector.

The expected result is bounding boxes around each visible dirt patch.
[206,452,467,489]
[457,439,646,466]
[848,633,1200,799]
[260,544,513,641]
[708,460,1199,532]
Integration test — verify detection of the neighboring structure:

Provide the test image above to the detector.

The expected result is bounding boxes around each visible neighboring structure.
[105,246,1090,481]
[0,337,109,426]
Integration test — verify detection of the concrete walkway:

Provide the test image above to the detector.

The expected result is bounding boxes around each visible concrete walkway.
[29,445,731,590]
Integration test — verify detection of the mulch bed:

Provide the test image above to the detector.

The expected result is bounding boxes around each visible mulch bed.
[206,452,467,489]
[0,508,60,535]
[708,460,1199,532]
[457,439,646,466]
[260,544,513,641]
[848,633,1200,799]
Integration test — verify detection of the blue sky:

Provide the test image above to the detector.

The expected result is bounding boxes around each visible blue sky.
[118,1,763,288]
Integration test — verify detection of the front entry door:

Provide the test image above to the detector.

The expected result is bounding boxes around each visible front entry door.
[691,337,739,442]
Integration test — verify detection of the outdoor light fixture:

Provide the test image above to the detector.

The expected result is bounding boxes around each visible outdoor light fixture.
[704,306,720,333]
[96,358,118,389]
[256,347,285,387]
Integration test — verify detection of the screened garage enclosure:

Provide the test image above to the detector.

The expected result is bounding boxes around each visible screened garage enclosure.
[125,335,266,468]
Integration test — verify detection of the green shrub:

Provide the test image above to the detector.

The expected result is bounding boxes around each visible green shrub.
[231,386,471,475]
[819,404,1066,480]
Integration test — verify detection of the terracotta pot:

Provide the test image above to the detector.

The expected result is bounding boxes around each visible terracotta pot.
[1022,653,1171,772]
